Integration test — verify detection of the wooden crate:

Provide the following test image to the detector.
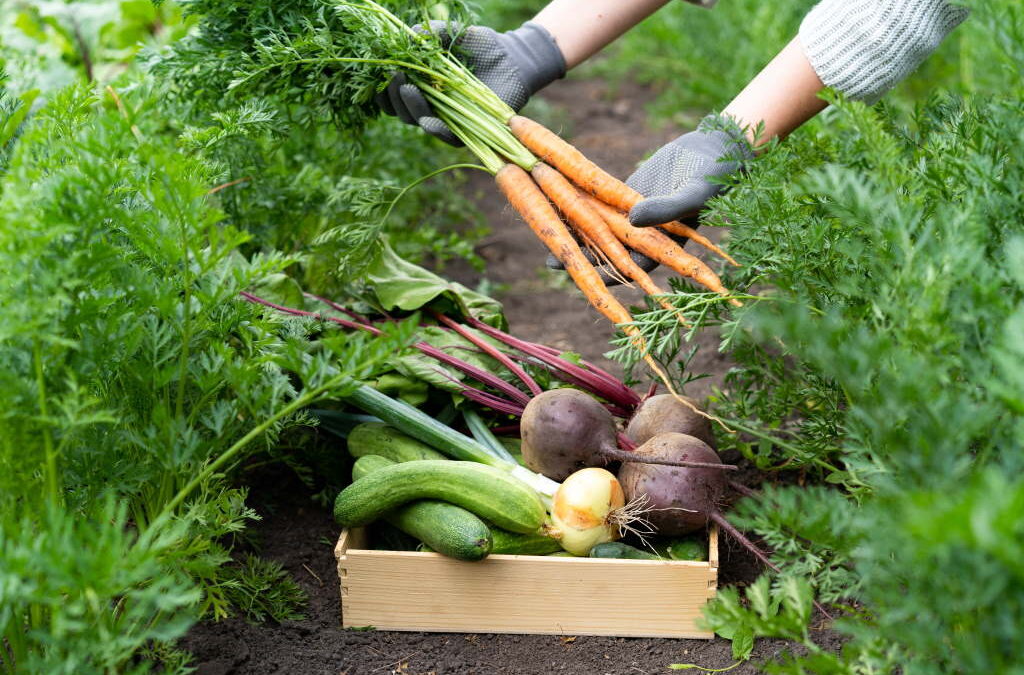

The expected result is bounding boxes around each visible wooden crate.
[334,526,718,639]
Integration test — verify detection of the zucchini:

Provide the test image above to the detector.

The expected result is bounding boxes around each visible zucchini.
[353,455,492,561]
[347,422,447,462]
[589,542,662,560]
[336,459,546,534]
[489,528,562,555]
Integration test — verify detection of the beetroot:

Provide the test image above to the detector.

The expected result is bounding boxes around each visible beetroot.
[520,389,734,481]
[617,432,727,535]
[626,394,716,449]
[618,431,834,619]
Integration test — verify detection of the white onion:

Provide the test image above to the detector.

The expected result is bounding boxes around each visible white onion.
[548,467,625,555]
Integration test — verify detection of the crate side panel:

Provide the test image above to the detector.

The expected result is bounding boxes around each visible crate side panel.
[342,551,714,638]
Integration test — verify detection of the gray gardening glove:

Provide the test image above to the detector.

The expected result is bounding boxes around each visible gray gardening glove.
[378,21,566,145]
[545,115,751,285]
[627,115,753,227]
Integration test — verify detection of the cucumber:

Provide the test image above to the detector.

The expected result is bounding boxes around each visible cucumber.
[342,383,501,466]
[336,459,546,534]
[490,528,562,555]
[347,422,448,462]
[667,537,708,561]
[589,542,662,560]
[387,501,491,561]
[353,455,492,561]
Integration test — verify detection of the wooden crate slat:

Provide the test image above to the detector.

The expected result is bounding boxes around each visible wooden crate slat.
[336,526,718,639]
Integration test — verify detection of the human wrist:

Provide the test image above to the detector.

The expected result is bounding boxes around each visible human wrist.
[500,22,567,95]
[695,115,755,161]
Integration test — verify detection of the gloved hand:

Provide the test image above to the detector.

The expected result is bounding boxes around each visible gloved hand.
[626,115,752,227]
[545,115,752,284]
[378,21,566,145]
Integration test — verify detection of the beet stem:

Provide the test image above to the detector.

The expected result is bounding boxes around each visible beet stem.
[463,316,640,408]
[242,292,531,406]
[728,480,759,499]
[604,448,738,471]
[432,311,543,396]
[303,292,369,323]
[617,432,638,452]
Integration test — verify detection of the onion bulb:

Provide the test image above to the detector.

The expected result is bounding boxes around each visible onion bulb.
[548,468,625,556]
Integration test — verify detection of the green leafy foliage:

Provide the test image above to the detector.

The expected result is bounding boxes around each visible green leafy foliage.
[0,79,405,670]
[144,0,486,285]
[631,1,1024,669]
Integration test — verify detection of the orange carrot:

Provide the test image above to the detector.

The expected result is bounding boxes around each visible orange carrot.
[509,115,640,213]
[530,162,685,322]
[510,116,739,266]
[657,220,739,267]
[494,164,637,328]
[494,164,726,424]
[587,196,741,307]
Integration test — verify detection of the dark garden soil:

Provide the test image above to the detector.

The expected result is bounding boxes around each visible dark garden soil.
[183,78,845,674]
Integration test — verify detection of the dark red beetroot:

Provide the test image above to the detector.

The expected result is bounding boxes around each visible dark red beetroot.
[618,432,726,535]
[626,394,716,449]
[520,389,735,481]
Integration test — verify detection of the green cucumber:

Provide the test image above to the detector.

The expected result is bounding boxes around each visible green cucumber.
[387,501,491,561]
[489,528,562,555]
[667,538,708,561]
[342,383,501,466]
[336,459,546,534]
[589,542,662,560]
[353,455,492,561]
[347,422,447,462]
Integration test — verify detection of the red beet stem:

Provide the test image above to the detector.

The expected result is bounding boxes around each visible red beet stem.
[433,311,543,397]
[304,292,369,323]
[463,316,639,409]
[618,432,638,452]
[241,293,530,406]
[728,481,759,499]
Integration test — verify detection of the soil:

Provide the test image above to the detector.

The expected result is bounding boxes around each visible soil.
[182,78,844,673]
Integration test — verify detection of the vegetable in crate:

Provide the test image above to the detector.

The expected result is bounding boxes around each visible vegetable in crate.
[589,542,661,560]
[334,459,546,534]
[488,529,563,556]
[520,389,735,481]
[347,422,448,462]
[352,455,492,561]
[626,394,716,449]
[546,467,625,556]
[617,432,727,536]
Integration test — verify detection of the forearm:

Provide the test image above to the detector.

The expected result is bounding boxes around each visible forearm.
[531,0,672,69]
[722,37,827,146]
[723,0,969,147]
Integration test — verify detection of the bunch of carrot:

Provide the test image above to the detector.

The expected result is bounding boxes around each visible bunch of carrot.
[334,1,739,387]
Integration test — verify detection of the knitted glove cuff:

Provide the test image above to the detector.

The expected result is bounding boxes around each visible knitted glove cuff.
[799,0,969,103]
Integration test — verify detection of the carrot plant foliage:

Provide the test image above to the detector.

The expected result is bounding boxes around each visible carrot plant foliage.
[0,79,408,671]
[633,1,1024,669]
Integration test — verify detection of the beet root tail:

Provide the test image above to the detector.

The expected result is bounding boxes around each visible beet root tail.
[708,510,833,621]
[605,448,738,471]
